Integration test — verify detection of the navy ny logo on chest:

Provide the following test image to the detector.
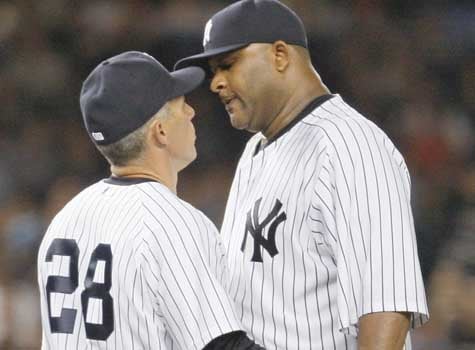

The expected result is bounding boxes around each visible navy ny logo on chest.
[241,198,287,262]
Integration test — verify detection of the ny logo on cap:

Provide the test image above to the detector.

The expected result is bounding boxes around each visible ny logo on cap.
[203,19,213,48]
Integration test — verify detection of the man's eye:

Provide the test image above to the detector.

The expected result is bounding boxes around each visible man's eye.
[220,63,232,70]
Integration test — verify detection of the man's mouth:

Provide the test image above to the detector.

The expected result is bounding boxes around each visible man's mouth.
[221,95,237,113]
[221,94,235,104]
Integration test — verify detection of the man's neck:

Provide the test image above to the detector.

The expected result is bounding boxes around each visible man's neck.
[110,163,178,194]
[262,81,330,140]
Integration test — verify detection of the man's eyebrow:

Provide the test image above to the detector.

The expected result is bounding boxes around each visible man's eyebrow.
[209,49,243,73]
[217,51,241,64]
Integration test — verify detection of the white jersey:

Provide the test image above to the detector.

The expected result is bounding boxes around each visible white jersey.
[38,177,241,350]
[221,94,429,350]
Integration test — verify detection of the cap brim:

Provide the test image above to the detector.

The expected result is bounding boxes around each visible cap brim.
[174,43,249,71]
[169,66,206,99]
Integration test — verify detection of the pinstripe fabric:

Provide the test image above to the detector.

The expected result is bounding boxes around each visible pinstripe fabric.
[221,95,429,350]
[38,179,241,349]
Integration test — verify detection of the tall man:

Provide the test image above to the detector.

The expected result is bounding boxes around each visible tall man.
[37,51,265,349]
[175,1,429,349]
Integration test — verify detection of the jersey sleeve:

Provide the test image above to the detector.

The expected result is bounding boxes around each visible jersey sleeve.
[138,206,242,350]
[309,126,429,336]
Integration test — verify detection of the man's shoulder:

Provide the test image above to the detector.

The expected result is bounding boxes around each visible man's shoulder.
[302,95,389,148]
[50,180,107,220]
[302,95,360,128]
[303,97,408,173]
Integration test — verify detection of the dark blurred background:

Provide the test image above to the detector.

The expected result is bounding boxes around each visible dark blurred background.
[0,0,474,349]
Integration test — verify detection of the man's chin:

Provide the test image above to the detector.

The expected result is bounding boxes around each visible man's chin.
[177,151,197,172]
[229,113,249,130]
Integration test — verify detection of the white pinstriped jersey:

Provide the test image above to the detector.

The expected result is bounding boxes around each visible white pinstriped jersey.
[221,94,429,350]
[38,177,241,350]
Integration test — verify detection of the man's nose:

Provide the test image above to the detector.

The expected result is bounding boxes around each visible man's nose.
[210,71,227,93]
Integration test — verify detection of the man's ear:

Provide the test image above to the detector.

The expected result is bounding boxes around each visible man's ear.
[149,118,168,147]
[272,41,290,72]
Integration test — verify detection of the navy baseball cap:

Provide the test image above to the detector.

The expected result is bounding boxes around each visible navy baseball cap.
[80,51,205,145]
[174,0,307,71]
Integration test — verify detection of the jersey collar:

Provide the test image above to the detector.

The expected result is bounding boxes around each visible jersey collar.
[255,93,335,155]
[104,176,159,186]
